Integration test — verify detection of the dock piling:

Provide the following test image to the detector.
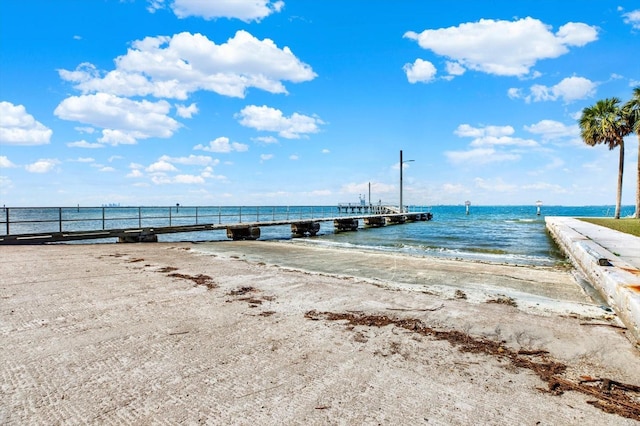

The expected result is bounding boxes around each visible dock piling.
[226,225,260,240]
[291,222,320,237]
[334,218,359,232]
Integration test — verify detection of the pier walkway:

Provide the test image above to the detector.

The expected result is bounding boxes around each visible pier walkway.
[0,205,432,245]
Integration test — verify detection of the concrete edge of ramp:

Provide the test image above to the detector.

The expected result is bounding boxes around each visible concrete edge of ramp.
[546,216,640,347]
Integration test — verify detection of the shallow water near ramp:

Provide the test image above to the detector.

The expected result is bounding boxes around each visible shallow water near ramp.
[194,239,601,314]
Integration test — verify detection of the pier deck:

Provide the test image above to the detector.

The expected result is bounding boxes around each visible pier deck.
[0,208,431,244]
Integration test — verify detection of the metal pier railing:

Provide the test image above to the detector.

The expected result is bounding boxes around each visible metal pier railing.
[0,205,432,244]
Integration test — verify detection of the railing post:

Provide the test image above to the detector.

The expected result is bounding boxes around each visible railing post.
[102,207,105,230]
[5,207,9,235]
[218,206,221,224]
[239,206,242,223]
[59,207,62,232]
[257,206,260,222]
[195,207,199,225]
[169,207,172,226]
[138,207,142,228]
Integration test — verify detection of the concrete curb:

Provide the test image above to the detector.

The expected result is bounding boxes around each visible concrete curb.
[546,216,640,347]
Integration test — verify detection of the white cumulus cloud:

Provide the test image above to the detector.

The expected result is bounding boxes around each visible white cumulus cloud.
[454,124,537,147]
[159,154,218,166]
[454,124,514,138]
[0,156,17,168]
[253,136,278,144]
[54,93,181,145]
[447,124,535,165]
[172,174,205,184]
[194,136,249,153]
[404,18,597,77]
[403,58,437,83]
[236,105,323,139]
[445,61,466,76]
[169,0,284,22]
[0,102,52,145]
[25,159,60,173]
[524,120,579,141]
[512,76,597,103]
[622,9,640,30]
[127,169,144,178]
[59,31,316,100]
[146,160,178,173]
[134,156,223,185]
[175,103,198,118]
[67,140,104,148]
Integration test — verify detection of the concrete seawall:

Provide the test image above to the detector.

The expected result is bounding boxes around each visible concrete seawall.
[546,216,640,347]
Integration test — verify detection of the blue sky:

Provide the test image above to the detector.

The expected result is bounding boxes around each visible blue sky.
[1,0,639,207]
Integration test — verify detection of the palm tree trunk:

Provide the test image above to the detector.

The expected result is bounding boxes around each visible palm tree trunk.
[615,141,624,219]
[636,135,640,218]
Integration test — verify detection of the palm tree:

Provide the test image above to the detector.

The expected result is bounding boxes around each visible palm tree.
[579,98,630,219]
[623,87,640,218]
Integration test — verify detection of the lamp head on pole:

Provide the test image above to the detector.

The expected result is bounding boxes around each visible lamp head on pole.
[399,150,415,214]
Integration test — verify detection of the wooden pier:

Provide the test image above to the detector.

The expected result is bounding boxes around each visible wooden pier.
[0,206,432,245]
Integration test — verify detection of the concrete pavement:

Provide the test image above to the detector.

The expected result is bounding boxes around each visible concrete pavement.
[2,243,639,423]
[546,216,640,347]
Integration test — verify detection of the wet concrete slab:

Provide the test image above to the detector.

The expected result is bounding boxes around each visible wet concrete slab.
[193,239,607,318]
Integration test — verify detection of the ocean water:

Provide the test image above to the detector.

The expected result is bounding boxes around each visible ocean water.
[296,205,637,267]
[2,205,635,267]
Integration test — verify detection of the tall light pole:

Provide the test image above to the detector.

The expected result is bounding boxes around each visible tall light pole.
[399,150,415,213]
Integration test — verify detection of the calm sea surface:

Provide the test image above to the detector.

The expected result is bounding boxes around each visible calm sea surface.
[3,205,635,266]
[291,205,636,266]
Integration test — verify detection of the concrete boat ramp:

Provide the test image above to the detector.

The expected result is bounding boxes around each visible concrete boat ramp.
[2,217,639,423]
[546,216,640,346]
